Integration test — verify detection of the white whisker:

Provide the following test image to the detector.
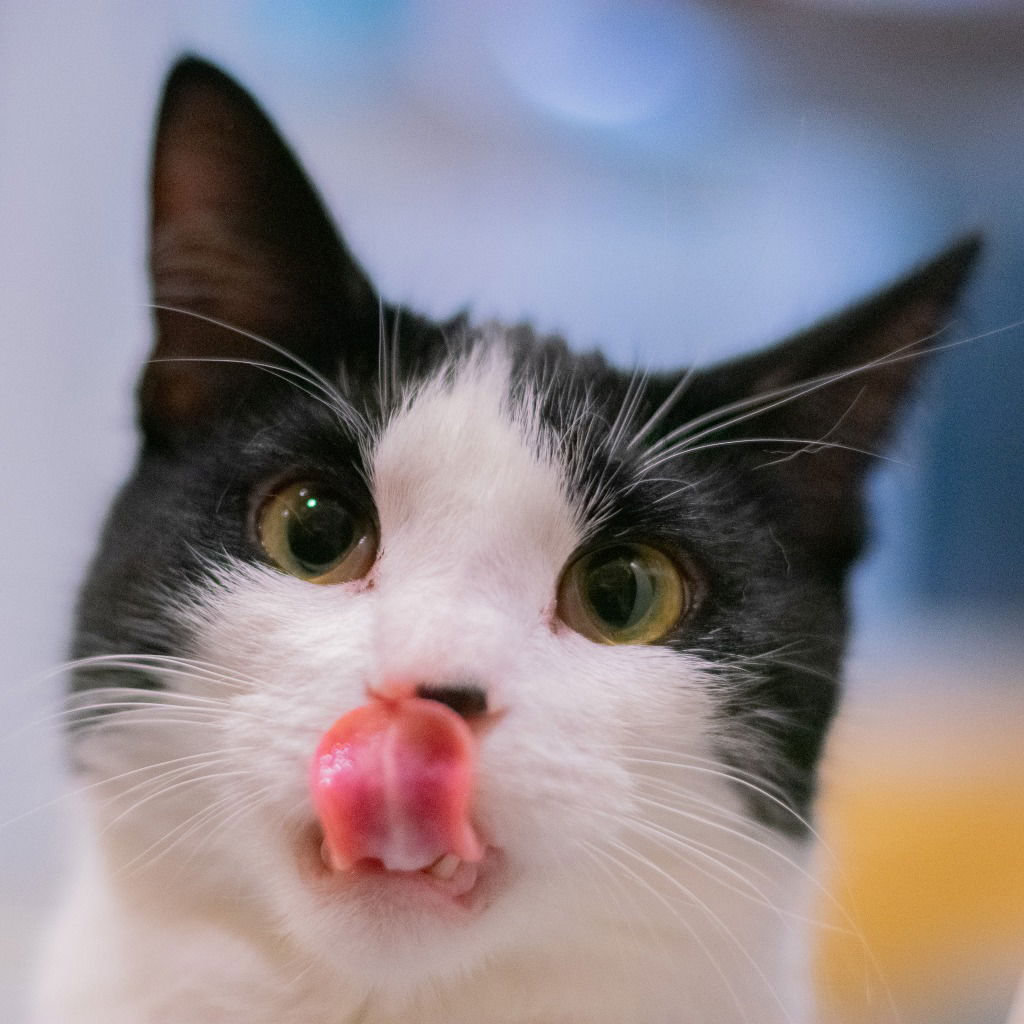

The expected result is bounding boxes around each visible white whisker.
[592,837,754,1024]
[147,304,366,436]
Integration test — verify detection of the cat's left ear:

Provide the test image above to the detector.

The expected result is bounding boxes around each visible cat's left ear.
[141,57,379,445]
[657,237,982,571]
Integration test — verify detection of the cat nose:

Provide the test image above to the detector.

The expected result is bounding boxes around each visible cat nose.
[415,682,489,720]
[368,679,490,720]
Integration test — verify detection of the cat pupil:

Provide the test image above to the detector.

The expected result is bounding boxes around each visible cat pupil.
[585,550,652,629]
[286,490,355,572]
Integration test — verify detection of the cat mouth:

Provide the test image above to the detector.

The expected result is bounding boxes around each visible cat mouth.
[298,823,502,912]
[302,696,499,912]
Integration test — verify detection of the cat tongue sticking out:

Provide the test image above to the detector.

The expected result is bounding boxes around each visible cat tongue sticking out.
[310,696,484,891]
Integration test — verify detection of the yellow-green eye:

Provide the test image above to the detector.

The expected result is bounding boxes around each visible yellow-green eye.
[257,481,376,584]
[558,543,689,645]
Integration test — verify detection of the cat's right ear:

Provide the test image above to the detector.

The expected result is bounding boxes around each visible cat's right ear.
[141,57,379,445]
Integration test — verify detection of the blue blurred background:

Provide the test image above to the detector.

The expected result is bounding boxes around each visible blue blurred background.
[1,2,1021,1022]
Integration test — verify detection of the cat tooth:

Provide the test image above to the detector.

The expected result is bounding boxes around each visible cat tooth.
[425,853,461,881]
[319,840,334,870]
[320,839,351,874]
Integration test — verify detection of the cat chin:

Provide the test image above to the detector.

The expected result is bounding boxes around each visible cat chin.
[278,861,518,991]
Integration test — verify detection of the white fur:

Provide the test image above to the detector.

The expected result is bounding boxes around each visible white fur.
[35,344,812,1023]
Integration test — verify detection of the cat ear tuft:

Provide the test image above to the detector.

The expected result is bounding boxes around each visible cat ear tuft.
[664,236,983,572]
[141,56,378,444]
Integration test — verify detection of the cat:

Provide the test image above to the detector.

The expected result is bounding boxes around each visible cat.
[32,56,979,1024]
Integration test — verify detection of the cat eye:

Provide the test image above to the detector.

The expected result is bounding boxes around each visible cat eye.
[557,543,690,645]
[256,481,376,584]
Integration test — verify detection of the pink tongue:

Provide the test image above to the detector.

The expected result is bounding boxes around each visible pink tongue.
[310,698,483,873]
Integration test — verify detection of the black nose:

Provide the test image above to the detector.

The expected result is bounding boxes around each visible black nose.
[416,682,488,719]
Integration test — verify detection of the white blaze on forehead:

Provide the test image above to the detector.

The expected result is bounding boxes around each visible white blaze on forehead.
[368,346,581,682]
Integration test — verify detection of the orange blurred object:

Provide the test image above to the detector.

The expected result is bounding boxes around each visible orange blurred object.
[815,664,1024,1024]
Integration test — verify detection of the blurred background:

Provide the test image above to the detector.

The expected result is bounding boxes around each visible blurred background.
[0,1,1021,1021]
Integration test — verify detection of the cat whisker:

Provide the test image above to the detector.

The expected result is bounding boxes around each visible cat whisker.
[98,755,243,820]
[95,749,256,794]
[103,764,259,848]
[693,646,839,686]
[0,745,255,833]
[645,435,900,476]
[69,668,239,699]
[114,775,273,878]
[650,479,704,505]
[57,652,250,685]
[589,804,778,912]
[63,706,232,734]
[616,746,799,809]
[569,841,679,1000]
[588,837,758,1024]
[589,779,835,928]
[627,362,700,451]
[389,304,403,416]
[148,789,254,871]
[615,745,899,1014]
[146,356,356,431]
[75,718,228,740]
[634,773,788,838]
[571,840,645,947]
[620,802,842,934]
[606,366,650,456]
[612,833,797,1024]
[3,688,236,749]
[619,754,805,833]
[0,651,244,714]
[161,778,285,874]
[148,304,365,435]
[641,313,1024,475]
[65,684,233,708]
[377,293,390,416]
[638,322,954,467]
[59,652,285,699]
[757,385,868,470]
[623,798,776,882]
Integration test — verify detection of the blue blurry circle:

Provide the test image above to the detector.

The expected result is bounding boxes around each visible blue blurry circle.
[487,0,740,130]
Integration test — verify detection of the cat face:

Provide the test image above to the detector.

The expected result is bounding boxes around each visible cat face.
[68,58,978,997]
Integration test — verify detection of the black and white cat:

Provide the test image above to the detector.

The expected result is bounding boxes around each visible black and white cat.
[33,58,979,1024]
